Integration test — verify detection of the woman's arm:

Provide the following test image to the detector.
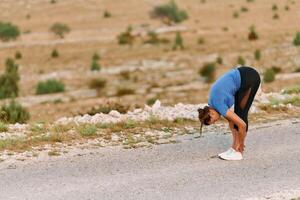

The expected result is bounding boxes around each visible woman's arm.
[225,110,247,152]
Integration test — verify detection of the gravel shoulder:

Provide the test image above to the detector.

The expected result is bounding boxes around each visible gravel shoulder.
[0,119,300,200]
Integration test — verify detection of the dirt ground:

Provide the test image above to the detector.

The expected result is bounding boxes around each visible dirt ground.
[0,0,300,122]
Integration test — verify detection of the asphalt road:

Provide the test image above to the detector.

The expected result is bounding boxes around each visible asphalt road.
[0,119,300,200]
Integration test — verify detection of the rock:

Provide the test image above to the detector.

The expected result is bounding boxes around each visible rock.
[109,110,122,118]
[156,138,170,145]
[111,134,120,142]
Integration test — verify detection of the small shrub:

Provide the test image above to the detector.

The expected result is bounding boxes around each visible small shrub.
[50,0,57,4]
[0,122,8,132]
[0,58,20,99]
[15,51,22,59]
[147,98,157,106]
[263,68,275,83]
[197,36,205,45]
[118,26,134,45]
[51,49,59,58]
[285,5,290,11]
[0,22,20,42]
[103,10,111,18]
[124,120,138,129]
[151,0,188,24]
[172,32,184,50]
[82,102,130,115]
[240,6,249,12]
[89,78,107,89]
[237,56,245,65]
[0,100,30,123]
[293,67,300,73]
[222,27,229,32]
[143,31,170,45]
[272,4,278,11]
[282,85,300,94]
[246,0,255,2]
[293,32,300,46]
[216,56,223,65]
[273,13,279,20]
[248,25,259,40]
[120,70,130,80]
[76,124,97,137]
[92,52,100,61]
[48,151,60,156]
[90,60,101,71]
[233,11,239,18]
[254,49,261,61]
[271,66,281,74]
[199,62,216,83]
[49,23,70,38]
[116,87,135,96]
[36,79,65,95]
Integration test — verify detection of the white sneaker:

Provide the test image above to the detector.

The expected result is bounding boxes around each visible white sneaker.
[219,148,243,161]
[218,147,234,157]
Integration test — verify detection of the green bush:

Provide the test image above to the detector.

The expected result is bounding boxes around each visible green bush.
[118,26,134,45]
[283,85,300,94]
[271,66,282,74]
[92,52,100,61]
[197,36,205,45]
[240,6,249,12]
[0,58,20,99]
[237,56,245,65]
[172,32,184,50]
[272,4,278,11]
[81,102,130,115]
[50,23,70,38]
[147,98,157,106]
[273,13,279,20]
[116,87,135,96]
[285,5,290,11]
[0,22,20,42]
[50,0,56,4]
[248,25,259,40]
[15,51,22,59]
[151,0,188,24]
[216,56,223,65]
[254,49,261,61]
[293,32,300,46]
[103,10,112,18]
[233,11,239,18]
[0,100,30,123]
[199,62,216,83]
[76,124,97,137]
[90,60,101,71]
[89,78,107,89]
[51,49,59,58]
[0,122,8,132]
[36,79,65,95]
[143,31,170,45]
[263,68,275,83]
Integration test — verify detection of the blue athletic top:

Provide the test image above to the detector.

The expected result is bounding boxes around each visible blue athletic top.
[208,68,241,117]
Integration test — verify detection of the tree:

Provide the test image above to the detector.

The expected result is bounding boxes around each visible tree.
[50,23,70,38]
[0,22,20,42]
[0,58,20,99]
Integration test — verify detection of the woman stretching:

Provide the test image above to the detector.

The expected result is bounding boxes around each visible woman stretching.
[198,66,261,161]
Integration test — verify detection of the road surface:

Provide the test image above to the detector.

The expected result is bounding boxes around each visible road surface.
[0,119,300,200]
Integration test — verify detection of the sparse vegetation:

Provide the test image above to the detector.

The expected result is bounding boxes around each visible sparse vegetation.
[240,6,249,12]
[216,56,223,65]
[197,36,205,45]
[151,0,188,24]
[147,98,157,106]
[273,13,279,20]
[51,49,59,58]
[263,68,276,83]
[237,56,245,65]
[89,78,107,90]
[103,10,112,18]
[116,87,135,96]
[36,79,65,95]
[293,32,300,46]
[254,49,261,61]
[271,66,282,74]
[49,23,70,38]
[76,124,98,137]
[48,150,60,156]
[0,122,8,132]
[82,102,130,115]
[0,58,20,99]
[199,62,216,83]
[248,25,259,40]
[92,52,100,61]
[15,51,22,59]
[143,31,170,45]
[118,26,134,45]
[0,22,20,42]
[233,11,239,18]
[283,85,300,94]
[90,60,101,71]
[272,4,278,11]
[172,32,184,50]
[0,100,30,123]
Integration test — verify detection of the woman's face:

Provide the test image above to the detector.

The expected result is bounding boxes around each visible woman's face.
[207,108,221,125]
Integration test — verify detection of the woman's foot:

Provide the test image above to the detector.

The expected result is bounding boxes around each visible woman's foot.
[218,148,234,157]
[219,148,243,161]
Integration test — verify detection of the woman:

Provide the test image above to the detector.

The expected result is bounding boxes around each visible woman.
[198,66,261,161]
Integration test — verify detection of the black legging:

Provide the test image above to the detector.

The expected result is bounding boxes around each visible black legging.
[234,66,261,131]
